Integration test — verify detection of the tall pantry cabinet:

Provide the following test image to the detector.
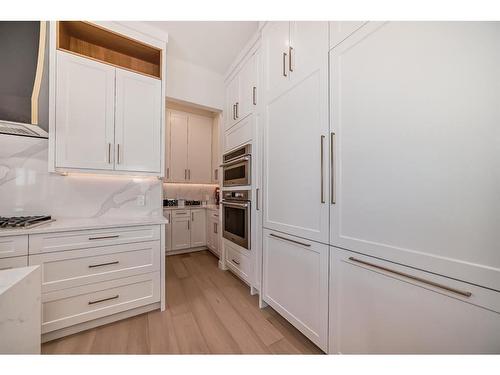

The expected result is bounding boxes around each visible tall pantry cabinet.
[261,21,330,351]
[328,21,500,353]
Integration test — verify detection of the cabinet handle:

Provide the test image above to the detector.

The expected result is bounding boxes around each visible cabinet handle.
[107,143,111,164]
[256,188,260,211]
[166,167,170,179]
[347,257,472,298]
[117,144,121,164]
[331,132,336,205]
[191,212,194,221]
[231,259,240,265]
[88,235,120,241]
[88,261,119,269]
[88,294,119,305]
[235,102,239,119]
[188,220,190,230]
[184,169,187,180]
[320,135,325,203]
[270,233,311,247]
[252,86,257,105]
[289,46,294,72]
[215,169,218,180]
[282,52,288,77]
[233,104,236,120]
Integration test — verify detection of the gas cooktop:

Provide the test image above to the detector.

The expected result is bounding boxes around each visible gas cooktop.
[0,215,54,229]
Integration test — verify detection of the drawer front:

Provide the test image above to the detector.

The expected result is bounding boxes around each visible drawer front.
[29,225,161,254]
[330,247,500,354]
[225,241,251,282]
[0,255,28,271]
[0,235,28,259]
[30,241,161,292]
[42,272,160,333]
[224,115,253,153]
[172,210,189,217]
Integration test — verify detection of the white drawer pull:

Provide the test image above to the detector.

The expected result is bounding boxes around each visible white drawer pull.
[88,294,119,305]
[88,261,119,269]
[348,257,472,298]
[231,259,240,265]
[88,235,120,241]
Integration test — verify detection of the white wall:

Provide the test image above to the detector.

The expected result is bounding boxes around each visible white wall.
[166,55,225,111]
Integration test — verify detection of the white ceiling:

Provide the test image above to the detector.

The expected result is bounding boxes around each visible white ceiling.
[145,21,259,75]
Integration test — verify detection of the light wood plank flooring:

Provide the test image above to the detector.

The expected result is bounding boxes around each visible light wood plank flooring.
[42,250,323,354]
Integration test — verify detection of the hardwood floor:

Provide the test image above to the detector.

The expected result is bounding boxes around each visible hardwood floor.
[42,250,323,354]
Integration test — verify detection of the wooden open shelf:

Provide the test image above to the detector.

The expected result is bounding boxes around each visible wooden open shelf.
[57,21,162,79]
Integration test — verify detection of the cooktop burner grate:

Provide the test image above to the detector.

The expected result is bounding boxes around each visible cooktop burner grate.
[0,215,54,229]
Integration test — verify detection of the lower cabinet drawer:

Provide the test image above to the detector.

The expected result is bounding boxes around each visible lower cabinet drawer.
[0,235,28,259]
[263,229,329,352]
[29,225,161,254]
[225,241,251,282]
[29,241,161,293]
[0,255,28,271]
[42,272,160,334]
[330,247,500,354]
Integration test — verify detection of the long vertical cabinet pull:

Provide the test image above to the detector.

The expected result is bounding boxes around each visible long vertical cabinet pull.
[282,52,288,77]
[256,188,260,211]
[330,132,336,204]
[253,87,257,105]
[117,144,121,164]
[320,135,325,203]
[166,167,170,179]
[288,46,294,72]
[107,143,111,164]
[235,102,239,119]
[187,219,190,230]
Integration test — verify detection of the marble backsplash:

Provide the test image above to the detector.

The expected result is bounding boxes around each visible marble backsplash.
[0,136,162,219]
[163,183,218,203]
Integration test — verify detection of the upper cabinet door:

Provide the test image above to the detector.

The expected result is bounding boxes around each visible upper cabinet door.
[329,21,367,49]
[114,69,162,173]
[263,22,330,244]
[289,22,329,84]
[262,22,290,102]
[187,114,212,183]
[169,111,189,182]
[330,22,500,291]
[238,52,258,121]
[225,76,239,130]
[55,51,115,170]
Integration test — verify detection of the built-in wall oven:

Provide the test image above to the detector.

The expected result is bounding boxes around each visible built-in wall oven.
[222,190,250,249]
[221,144,251,187]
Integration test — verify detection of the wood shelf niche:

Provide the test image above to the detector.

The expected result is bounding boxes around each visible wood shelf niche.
[57,21,162,79]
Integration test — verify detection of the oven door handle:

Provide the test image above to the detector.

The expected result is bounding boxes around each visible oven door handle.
[220,155,251,167]
[221,201,249,208]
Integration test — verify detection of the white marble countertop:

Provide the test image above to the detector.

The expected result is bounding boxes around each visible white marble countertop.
[163,204,220,212]
[0,216,167,237]
[0,266,39,295]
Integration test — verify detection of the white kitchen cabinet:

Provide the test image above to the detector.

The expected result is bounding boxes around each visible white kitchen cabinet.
[262,229,329,351]
[187,115,213,183]
[262,21,290,102]
[329,247,500,354]
[114,69,162,173]
[225,75,239,130]
[166,109,214,183]
[212,116,220,183]
[225,50,259,131]
[55,51,115,171]
[329,21,500,291]
[168,111,189,182]
[189,209,206,247]
[329,21,367,49]
[207,211,220,257]
[171,211,191,251]
[262,21,329,244]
